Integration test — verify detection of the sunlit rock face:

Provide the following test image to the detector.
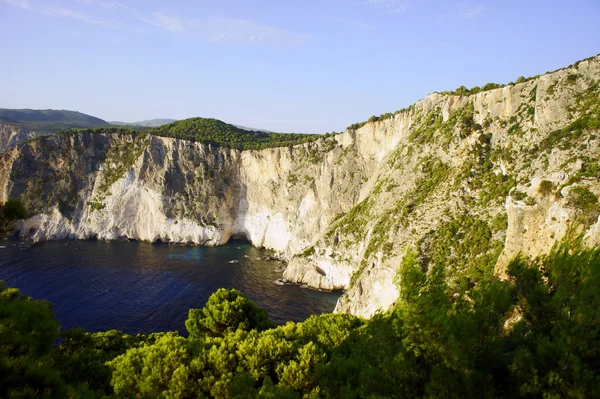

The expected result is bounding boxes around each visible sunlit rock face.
[2,55,600,317]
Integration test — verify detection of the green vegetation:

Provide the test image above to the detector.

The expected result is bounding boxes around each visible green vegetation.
[347,157,451,283]
[98,133,150,193]
[88,201,106,211]
[3,242,600,397]
[2,198,27,220]
[439,73,540,97]
[346,110,403,131]
[0,108,107,132]
[454,133,516,206]
[566,73,581,84]
[408,103,482,147]
[418,213,504,291]
[540,80,600,151]
[0,199,27,236]
[152,118,322,150]
[567,186,600,224]
[49,117,324,151]
[511,189,528,201]
[325,197,374,242]
[538,180,555,195]
[185,288,274,338]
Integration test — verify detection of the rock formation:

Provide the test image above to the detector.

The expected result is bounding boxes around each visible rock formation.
[1,55,599,317]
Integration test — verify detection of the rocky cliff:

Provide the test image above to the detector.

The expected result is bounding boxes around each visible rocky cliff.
[0,124,50,152]
[1,55,599,318]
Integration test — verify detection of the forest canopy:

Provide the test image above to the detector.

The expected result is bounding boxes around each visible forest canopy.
[53,117,325,151]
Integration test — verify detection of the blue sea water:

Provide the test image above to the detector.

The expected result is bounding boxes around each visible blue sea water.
[0,239,340,335]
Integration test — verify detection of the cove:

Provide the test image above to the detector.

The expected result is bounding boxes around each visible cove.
[0,238,340,335]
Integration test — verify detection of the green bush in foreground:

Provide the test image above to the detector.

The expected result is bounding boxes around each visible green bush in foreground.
[2,243,600,398]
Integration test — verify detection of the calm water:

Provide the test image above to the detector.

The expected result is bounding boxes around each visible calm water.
[0,238,340,335]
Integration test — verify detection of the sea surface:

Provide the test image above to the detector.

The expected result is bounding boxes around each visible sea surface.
[0,238,340,335]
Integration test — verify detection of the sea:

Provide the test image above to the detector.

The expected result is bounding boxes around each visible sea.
[0,238,340,335]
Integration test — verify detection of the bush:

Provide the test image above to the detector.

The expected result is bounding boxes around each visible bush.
[1,199,27,220]
[567,186,599,211]
[186,288,274,338]
[511,189,528,201]
[567,186,600,224]
[538,180,554,196]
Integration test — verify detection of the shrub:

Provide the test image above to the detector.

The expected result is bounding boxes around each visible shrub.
[511,189,528,201]
[538,180,554,196]
[1,199,27,220]
[568,186,599,211]
[567,186,600,224]
[186,288,274,338]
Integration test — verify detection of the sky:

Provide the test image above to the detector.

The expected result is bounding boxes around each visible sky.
[0,0,599,133]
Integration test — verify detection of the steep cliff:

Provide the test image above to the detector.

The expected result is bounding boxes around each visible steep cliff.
[1,55,599,317]
[0,124,48,152]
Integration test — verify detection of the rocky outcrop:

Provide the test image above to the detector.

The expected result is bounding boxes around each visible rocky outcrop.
[1,55,599,318]
[0,124,50,152]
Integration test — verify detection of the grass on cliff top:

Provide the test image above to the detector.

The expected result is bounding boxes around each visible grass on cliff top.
[53,118,324,151]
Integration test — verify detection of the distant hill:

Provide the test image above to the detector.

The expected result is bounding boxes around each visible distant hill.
[0,109,108,132]
[109,119,177,127]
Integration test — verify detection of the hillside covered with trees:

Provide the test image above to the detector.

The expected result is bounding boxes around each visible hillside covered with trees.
[54,117,324,151]
[2,243,599,398]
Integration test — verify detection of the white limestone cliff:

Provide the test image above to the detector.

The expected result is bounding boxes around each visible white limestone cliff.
[2,55,600,318]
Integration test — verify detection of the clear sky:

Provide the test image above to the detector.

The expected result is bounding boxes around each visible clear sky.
[1,0,599,133]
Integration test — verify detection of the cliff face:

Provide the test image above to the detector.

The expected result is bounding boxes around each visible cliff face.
[1,55,599,318]
[0,124,48,152]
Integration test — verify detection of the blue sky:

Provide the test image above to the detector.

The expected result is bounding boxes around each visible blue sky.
[1,0,599,133]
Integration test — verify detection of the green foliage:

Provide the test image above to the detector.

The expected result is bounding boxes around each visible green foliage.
[108,333,197,398]
[409,110,444,144]
[440,83,502,96]
[55,328,151,395]
[3,243,600,397]
[418,213,504,291]
[511,189,528,201]
[51,117,323,152]
[87,201,105,211]
[0,199,27,236]
[0,282,67,398]
[152,118,321,150]
[98,133,150,193]
[186,288,274,338]
[566,73,580,84]
[300,246,316,258]
[454,134,517,206]
[507,245,600,398]
[538,179,555,195]
[491,213,508,232]
[1,198,27,220]
[325,197,374,242]
[541,80,600,151]
[567,186,600,224]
